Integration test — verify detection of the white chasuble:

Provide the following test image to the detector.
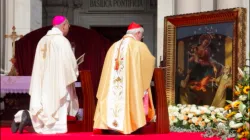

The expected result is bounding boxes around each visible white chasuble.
[27,27,79,134]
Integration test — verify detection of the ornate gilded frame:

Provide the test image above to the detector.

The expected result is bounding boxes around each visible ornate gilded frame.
[163,8,247,105]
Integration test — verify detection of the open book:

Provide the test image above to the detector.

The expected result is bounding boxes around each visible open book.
[76,53,85,65]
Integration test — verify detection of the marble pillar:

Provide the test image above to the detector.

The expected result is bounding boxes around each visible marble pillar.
[31,0,42,31]
[201,0,216,12]
[4,0,42,72]
[217,0,243,9]
[0,0,6,71]
[157,0,175,67]
[5,0,15,72]
[175,0,201,14]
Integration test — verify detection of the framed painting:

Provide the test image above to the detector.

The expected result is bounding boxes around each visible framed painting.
[163,8,247,106]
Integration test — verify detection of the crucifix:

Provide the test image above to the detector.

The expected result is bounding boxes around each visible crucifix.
[4,26,23,58]
[4,26,23,76]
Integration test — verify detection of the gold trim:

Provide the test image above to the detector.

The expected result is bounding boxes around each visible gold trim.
[163,21,176,105]
[234,8,247,100]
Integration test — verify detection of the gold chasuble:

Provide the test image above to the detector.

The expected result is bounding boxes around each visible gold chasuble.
[94,34,155,134]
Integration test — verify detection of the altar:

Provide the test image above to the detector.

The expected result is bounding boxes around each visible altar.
[1,76,31,94]
[0,76,81,94]
[0,76,81,121]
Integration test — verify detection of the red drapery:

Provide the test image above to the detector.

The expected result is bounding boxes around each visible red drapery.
[14,25,111,94]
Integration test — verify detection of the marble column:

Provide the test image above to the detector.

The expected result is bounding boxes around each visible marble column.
[175,0,201,14]
[201,0,216,12]
[157,0,175,67]
[0,0,6,71]
[31,0,42,31]
[66,0,74,24]
[5,0,15,72]
[242,0,249,66]
[217,0,243,9]
[217,0,249,67]
[4,0,42,72]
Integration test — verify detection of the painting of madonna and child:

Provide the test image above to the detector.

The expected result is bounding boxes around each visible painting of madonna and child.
[175,22,234,108]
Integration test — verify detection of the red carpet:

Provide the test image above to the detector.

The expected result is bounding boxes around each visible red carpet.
[0,127,231,140]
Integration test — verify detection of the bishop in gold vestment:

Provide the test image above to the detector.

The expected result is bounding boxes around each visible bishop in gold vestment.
[93,22,155,134]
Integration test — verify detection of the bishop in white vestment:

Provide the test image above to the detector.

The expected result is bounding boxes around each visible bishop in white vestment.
[11,16,79,134]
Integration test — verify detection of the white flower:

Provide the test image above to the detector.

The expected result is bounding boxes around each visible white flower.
[170,115,178,123]
[199,121,206,128]
[172,112,180,117]
[181,108,189,115]
[182,104,187,108]
[211,111,216,115]
[214,108,221,113]
[177,104,182,107]
[199,106,209,114]
[223,110,228,116]
[191,104,196,107]
[239,95,247,101]
[218,108,225,112]
[168,106,180,113]
[201,115,207,119]
[170,121,173,126]
[173,119,178,123]
[177,114,184,120]
[203,105,209,108]
[204,118,211,123]
[209,106,215,111]
[188,113,194,118]
[217,122,226,131]
[192,117,198,123]
[229,121,243,129]
[179,106,185,110]
[195,110,201,115]
[234,113,243,120]
[205,109,211,114]
[216,112,224,118]
[213,118,218,123]
[182,120,188,125]
[190,107,197,114]
[211,115,216,119]
[207,122,212,127]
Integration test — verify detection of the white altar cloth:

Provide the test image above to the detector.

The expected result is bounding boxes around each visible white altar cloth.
[0,76,81,94]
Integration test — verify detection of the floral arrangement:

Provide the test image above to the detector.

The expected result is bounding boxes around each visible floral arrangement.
[222,67,249,139]
[169,67,249,140]
[202,67,250,140]
[168,104,227,132]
